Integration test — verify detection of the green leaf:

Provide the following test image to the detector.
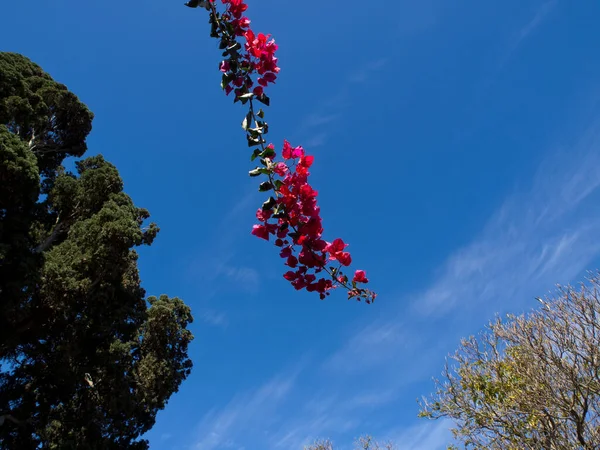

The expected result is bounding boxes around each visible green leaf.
[248,167,262,177]
[239,92,254,99]
[227,41,240,51]
[253,122,268,135]
[221,72,234,90]
[260,146,275,159]
[241,111,252,130]
[262,196,277,210]
[226,47,240,57]
[249,167,270,177]
[272,208,286,219]
[273,180,283,190]
[256,93,270,106]
[247,135,263,147]
[258,181,273,192]
[257,109,265,119]
[251,149,262,161]
[247,127,261,138]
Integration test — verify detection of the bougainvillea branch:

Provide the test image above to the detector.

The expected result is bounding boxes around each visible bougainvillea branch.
[185,0,376,303]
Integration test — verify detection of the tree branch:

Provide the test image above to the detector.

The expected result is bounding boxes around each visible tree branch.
[34,221,66,254]
[0,413,30,427]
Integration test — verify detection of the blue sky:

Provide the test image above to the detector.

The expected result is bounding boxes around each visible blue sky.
[3,0,600,448]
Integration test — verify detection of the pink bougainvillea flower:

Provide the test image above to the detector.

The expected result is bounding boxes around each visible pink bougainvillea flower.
[291,277,306,290]
[274,162,288,176]
[325,238,348,257]
[291,145,304,159]
[282,140,293,159]
[312,239,327,251]
[279,246,292,258]
[219,60,230,72]
[336,251,352,266]
[283,271,296,281]
[231,16,251,35]
[255,208,272,222]
[258,74,277,87]
[263,72,277,82]
[353,270,369,283]
[299,183,317,199]
[244,29,255,46]
[298,250,326,268]
[225,0,248,18]
[299,216,322,238]
[251,224,269,240]
[300,155,314,168]
[286,255,298,268]
[260,72,277,83]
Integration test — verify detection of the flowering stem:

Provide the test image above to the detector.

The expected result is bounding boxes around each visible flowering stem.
[187,0,376,303]
[245,99,358,294]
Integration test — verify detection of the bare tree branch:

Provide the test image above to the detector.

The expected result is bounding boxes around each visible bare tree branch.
[419,273,600,449]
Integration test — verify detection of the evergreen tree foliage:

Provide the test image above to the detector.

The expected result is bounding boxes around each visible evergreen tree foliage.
[0,52,193,449]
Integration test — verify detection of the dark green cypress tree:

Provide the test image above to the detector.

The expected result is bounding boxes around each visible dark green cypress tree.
[0,52,193,449]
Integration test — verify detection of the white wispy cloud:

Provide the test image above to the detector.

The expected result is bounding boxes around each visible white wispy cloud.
[512,0,558,52]
[301,113,340,129]
[347,58,389,84]
[384,419,454,450]
[496,0,558,72]
[192,368,301,450]
[213,261,261,294]
[457,0,559,144]
[199,309,229,328]
[267,391,393,450]
[188,188,262,296]
[294,58,389,148]
[324,319,412,374]
[323,117,600,372]
[416,118,600,318]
